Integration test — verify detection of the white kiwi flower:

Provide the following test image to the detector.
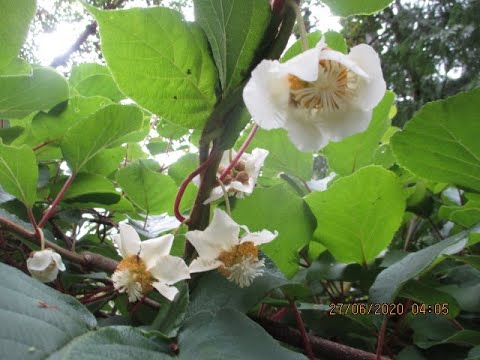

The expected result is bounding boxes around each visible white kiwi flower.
[185,209,278,288]
[243,37,386,151]
[27,249,66,283]
[111,224,190,302]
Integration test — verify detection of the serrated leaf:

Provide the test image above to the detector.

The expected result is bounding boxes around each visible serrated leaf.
[116,160,177,215]
[69,63,124,101]
[0,0,36,70]
[0,143,38,207]
[0,67,69,119]
[233,184,315,277]
[305,166,405,265]
[322,0,394,16]
[194,0,271,94]
[87,5,218,129]
[61,104,143,172]
[369,226,479,304]
[323,91,395,175]
[391,89,480,193]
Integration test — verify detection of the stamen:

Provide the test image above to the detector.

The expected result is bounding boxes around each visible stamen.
[112,255,154,302]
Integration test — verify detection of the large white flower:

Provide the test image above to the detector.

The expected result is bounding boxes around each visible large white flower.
[195,148,269,204]
[185,209,278,288]
[243,38,386,151]
[27,249,66,283]
[111,224,190,302]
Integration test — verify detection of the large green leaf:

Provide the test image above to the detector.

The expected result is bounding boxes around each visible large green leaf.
[194,0,271,94]
[0,143,38,207]
[0,263,171,359]
[245,127,313,180]
[69,63,124,101]
[305,166,405,265]
[87,5,218,129]
[31,96,112,144]
[233,184,316,277]
[391,89,480,193]
[321,0,394,16]
[61,104,143,172]
[369,226,479,304]
[0,67,69,119]
[179,308,306,359]
[323,91,395,175]
[116,160,177,215]
[0,0,36,70]
[83,146,126,177]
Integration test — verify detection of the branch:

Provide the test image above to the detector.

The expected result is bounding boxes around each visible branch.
[50,22,97,68]
[253,317,392,360]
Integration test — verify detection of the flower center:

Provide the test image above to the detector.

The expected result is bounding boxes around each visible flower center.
[217,161,250,186]
[112,255,154,302]
[217,242,264,287]
[288,59,358,112]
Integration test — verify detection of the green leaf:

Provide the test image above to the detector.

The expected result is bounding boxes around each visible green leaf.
[323,91,395,175]
[116,160,177,215]
[151,282,189,338]
[321,0,394,16]
[83,146,126,177]
[0,126,24,144]
[282,31,347,62]
[168,153,198,185]
[179,308,306,360]
[194,0,271,94]
[32,96,112,144]
[0,0,36,70]
[0,143,38,207]
[61,104,143,172]
[305,165,405,265]
[146,138,169,155]
[245,127,313,180]
[391,89,480,193]
[52,173,121,205]
[0,67,69,119]
[233,184,316,277]
[69,63,124,101]
[87,5,218,129]
[369,226,479,304]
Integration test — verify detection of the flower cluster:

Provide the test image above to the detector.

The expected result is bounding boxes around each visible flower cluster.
[243,38,386,151]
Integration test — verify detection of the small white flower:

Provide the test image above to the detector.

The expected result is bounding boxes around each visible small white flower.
[306,172,336,192]
[243,38,386,151]
[185,209,278,288]
[27,249,66,283]
[111,223,190,302]
[195,148,269,204]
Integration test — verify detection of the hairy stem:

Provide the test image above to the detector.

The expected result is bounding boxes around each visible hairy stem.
[287,295,314,359]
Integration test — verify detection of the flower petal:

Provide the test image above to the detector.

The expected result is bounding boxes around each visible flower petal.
[203,186,224,204]
[230,180,254,194]
[189,258,223,273]
[318,109,372,141]
[243,60,289,130]
[185,209,240,260]
[152,282,179,301]
[284,109,329,151]
[114,223,141,258]
[26,250,55,271]
[241,230,278,246]
[282,46,320,82]
[245,148,269,180]
[51,251,66,271]
[140,234,174,269]
[149,255,190,285]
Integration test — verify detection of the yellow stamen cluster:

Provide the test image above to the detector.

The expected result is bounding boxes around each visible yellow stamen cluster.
[217,241,258,277]
[116,255,154,295]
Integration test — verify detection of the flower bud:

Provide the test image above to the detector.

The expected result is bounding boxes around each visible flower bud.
[27,249,66,283]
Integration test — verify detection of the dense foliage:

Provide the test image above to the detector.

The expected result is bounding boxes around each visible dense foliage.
[0,0,479,359]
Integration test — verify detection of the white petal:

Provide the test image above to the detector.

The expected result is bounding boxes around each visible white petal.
[203,186,224,204]
[152,282,179,301]
[185,209,240,260]
[306,172,336,192]
[51,251,66,271]
[149,255,190,285]
[26,250,62,283]
[318,109,372,141]
[115,223,141,258]
[189,258,223,273]
[26,250,54,271]
[245,148,269,180]
[230,180,254,194]
[282,46,320,81]
[319,48,368,78]
[243,60,289,130]
[140,234,174,269]
[241,230,278,246]
[284,109,329,151]
[348,44,386,109]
